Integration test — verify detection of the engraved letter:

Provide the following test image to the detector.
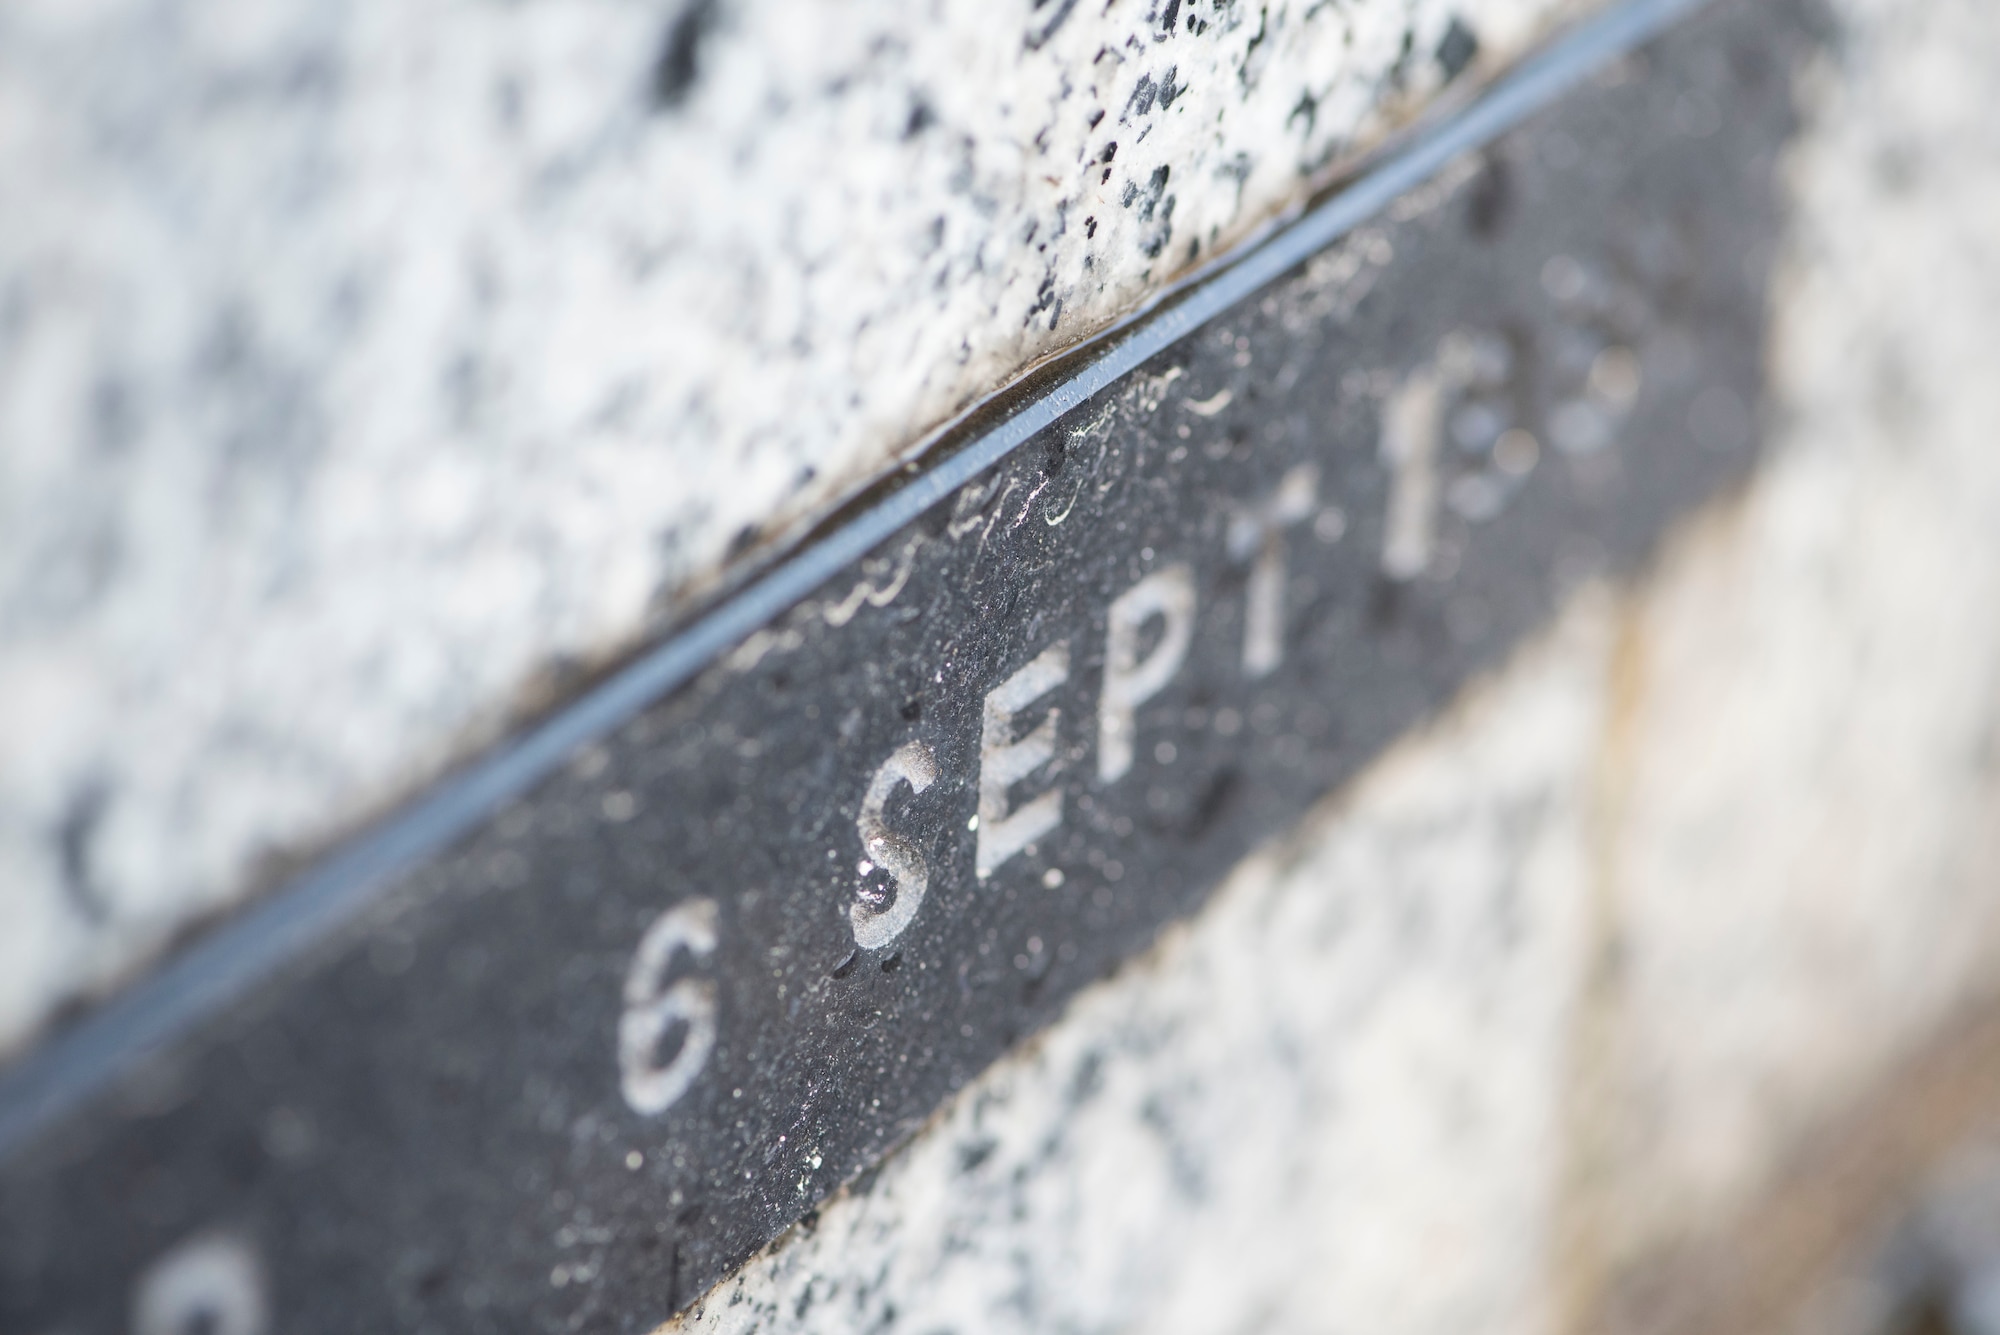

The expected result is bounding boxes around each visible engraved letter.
[134,1234,266,1335]
[853,741,939,948]
[1380,369,1442,580]
[1098,565,1197,783]
[1228,466,1317,677]
[619,898,719,1115]
[977,642,1070,879]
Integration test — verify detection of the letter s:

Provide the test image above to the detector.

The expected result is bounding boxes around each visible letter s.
[852,741,939,949]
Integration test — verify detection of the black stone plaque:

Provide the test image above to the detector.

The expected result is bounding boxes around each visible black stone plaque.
[0,0,1824,1328]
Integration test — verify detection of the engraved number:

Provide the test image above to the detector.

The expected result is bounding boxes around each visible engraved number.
[132,1234,265,1335]
[619,898,719,1115]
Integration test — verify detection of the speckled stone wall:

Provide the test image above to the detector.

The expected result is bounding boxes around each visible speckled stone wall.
[655,0,2000,1326]
[0,0,1586,1060]
[9,0,2000,1329]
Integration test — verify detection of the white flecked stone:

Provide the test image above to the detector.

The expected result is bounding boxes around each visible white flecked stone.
[666,599,1612,1335]
[1570,0,2000,1276]
[0,0,1581,1058]
[654,0,2000,1322]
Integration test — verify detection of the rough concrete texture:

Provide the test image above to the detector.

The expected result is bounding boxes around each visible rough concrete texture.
[660,0,2000,1326]
[0,0,1587,1061]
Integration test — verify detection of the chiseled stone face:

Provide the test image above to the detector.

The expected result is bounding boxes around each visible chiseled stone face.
[0,0,1580,1058]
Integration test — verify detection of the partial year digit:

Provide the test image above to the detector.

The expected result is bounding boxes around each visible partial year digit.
[132,1234,265,1335]
[619,898,720,1115]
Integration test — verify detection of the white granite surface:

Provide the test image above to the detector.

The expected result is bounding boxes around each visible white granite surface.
[668,602,1611,1335]
[0,0,1582,1056]
[657,0,2000,1324]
